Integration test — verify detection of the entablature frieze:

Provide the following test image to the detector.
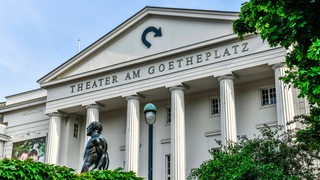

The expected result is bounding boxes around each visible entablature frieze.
[44,35,285,114]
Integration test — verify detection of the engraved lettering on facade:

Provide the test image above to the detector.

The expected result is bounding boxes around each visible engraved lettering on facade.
[69,41,252,94]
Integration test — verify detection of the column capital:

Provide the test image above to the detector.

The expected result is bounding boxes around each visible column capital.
[85,103,102,109]
[272,62,286,70]
[217,74,235,82]
[47,112,63,118]
[125,95,142,101]
[169,85,186,92]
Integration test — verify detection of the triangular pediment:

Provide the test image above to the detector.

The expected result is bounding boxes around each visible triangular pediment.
[38,7,239,86]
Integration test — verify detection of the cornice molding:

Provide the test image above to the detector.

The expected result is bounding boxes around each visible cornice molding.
[40,34,255,88]
[0,97,47,113]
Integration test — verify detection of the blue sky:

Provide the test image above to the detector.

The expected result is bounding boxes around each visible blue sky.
[0,0,244,102]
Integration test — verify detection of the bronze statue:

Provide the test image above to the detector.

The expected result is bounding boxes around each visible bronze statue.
[81,121,109,172]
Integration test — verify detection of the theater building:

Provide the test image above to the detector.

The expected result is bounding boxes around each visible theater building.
[0,7,308,179]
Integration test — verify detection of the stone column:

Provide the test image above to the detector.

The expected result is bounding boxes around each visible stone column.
[169,85,186,180]
[273,63,295,131]
[125,95,141,174]
[218,75,237,146]
[84,103,101,143]
[85,103,101,127]
[46,112,62,165]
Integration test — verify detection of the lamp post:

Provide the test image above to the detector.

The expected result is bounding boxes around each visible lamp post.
[143,103,157,180]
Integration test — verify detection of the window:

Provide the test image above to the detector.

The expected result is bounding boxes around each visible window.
[210,97,220,116]
[73,123,79,138]
[166,107,171,124]
[260,87,276,106]
[165,154,171,180]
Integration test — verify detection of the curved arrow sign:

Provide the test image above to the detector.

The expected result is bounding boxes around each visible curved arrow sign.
[141,26,162,48]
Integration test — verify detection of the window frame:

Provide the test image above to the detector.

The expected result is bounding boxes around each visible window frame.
[210,96,220,117]
[73,123,79,138]
[259,86,277,108]
[165,106,171,125]
[165,154,171,180]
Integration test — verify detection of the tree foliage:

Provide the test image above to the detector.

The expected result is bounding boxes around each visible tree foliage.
[188,125,320,180]
[233,0,320,149]
[0,158,142,180]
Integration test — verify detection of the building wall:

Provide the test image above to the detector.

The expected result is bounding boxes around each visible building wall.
[3,104,49,159]
[185,89,222,173]
[59,115,83,171]
[0,124,7,159]
[100,109,127,169]
[0,75,307,178]
[236,78,277,139]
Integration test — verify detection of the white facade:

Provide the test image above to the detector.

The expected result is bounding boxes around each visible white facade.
[0,7,309,179]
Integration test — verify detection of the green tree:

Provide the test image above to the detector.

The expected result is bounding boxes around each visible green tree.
[233,0,320,150]
[188,125,320,180]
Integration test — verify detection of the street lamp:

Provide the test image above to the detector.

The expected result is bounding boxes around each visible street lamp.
[144,103,157,180]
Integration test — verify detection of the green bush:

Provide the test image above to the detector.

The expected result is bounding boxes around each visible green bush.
[188,125,320,180]
[0,158,142,180]
[0,158,77,180]
[78,167,143,180]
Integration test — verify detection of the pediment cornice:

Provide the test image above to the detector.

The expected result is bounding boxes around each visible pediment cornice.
[37,7,239,87]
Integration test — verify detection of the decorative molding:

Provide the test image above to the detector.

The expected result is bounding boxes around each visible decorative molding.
[44,37,286,113]
[272,62,286,70]
[160,138,171,144]
[23,107,44,116]
[47,112,63,117]
[256,121,278,129]
[0,134,11,141]
[125,95,142,101]
[169,85,186,92]
[84,102,104,109]
[205,130,221,137]
[120,144,142,151]
[0,97,47,113]
[217,74,235,82]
